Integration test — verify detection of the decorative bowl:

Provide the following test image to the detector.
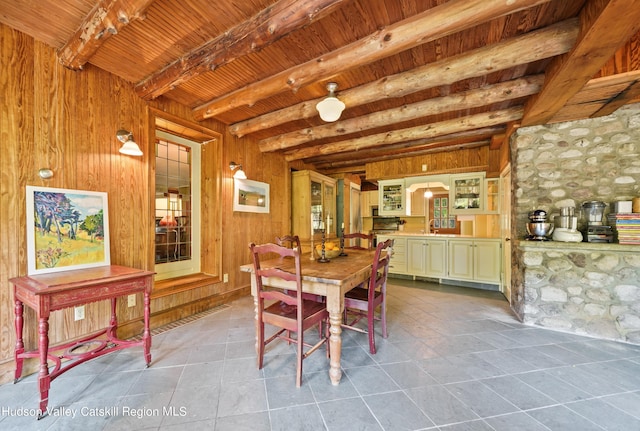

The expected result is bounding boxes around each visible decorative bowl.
[314,247,341,259]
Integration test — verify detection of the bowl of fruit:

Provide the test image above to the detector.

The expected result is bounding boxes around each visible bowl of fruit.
[314,242,341,259]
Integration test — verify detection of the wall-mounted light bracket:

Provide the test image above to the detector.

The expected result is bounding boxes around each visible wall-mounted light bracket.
[229,161,247,179]
[117,129,143,156]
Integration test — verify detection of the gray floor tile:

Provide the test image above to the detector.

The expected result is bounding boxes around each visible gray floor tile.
[527,405,605,431]
[479,375,556,410]
[380,361,439,389]
[270,404,327,431]
[343,365,400,396]
[516,370,592,403]
[483,412,550,430]
[318,397,383,431]
[600,391,640,419]
[216,379,268,418]
[215,411,271,431]
[2,280,639,431]
[565,398,640,431]
[406,384,479,426]
[364,390,435,430]
[444,380,519,418]
[265,375,316,409]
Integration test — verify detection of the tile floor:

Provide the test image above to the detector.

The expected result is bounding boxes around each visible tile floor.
[2,278,640,430]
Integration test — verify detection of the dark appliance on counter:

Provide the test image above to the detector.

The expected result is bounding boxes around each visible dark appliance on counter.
[371,216,400,246]
[582,201,614,243]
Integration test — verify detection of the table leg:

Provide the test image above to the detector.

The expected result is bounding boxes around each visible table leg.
[326,297,343,385]
[37,316,50,418]
[143,290,151,366]
[107,298,118,339]
[14,299,24,382]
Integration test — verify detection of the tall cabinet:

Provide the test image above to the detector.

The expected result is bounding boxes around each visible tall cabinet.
[292,170,337,242]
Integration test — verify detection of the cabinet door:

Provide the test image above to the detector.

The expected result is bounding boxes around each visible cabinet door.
[448,240,473,280]
[389,237,407,274]
[485,178,500,214]
[379,179,406,215]
[411,188,426,216]
[425,239,447,278]
[407,239,427,275]
[324,182,336,236]
[361,191,370,217]
[474,241,501,283]
[450,173,485,214]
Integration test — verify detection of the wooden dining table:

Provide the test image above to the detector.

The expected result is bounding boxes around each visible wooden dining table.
[240,248,377,385]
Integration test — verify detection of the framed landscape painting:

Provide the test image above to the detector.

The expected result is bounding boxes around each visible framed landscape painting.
[26,186,111,275]
[233,179,270,213]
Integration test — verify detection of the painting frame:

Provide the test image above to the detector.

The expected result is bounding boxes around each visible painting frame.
[26,186,111,275]
[233,178,270,214]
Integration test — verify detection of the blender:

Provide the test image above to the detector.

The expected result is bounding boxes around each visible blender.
[552,206,583,242]
[581,201,613,242]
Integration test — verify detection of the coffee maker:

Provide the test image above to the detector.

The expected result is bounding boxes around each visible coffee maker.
[552,206,583,242]
[581,201,614,243]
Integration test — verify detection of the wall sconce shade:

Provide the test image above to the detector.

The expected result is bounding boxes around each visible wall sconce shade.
[229,161,247,179]
[117,129,143,156]
[316,82,345,122]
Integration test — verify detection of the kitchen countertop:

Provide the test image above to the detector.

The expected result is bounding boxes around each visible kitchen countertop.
[376,232,498,239]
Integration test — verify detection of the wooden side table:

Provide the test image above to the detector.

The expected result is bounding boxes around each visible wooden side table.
[9,265,154,419]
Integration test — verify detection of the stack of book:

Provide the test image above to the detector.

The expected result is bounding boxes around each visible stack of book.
[608,213,640,244]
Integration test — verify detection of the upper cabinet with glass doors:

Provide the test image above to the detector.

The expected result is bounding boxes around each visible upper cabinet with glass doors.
[378,179,406,216]
[449,173,485,214]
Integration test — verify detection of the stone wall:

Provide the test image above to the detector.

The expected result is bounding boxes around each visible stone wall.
[511,102,640,343]
[519,242,640,343]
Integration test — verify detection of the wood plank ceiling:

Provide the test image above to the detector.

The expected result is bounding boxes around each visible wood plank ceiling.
[2,0,640,178]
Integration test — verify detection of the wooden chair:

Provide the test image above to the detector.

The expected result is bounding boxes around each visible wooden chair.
[342,238,394,354]
[343,232,374,250]
[276,235,324,303]
[276,235,301,251]
[249,242,329,387]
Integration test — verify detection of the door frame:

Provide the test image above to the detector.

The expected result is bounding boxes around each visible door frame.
[500,164,512,303]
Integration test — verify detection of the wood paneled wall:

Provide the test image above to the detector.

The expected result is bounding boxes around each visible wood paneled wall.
[365,146,498,180]
[0,24,288,385]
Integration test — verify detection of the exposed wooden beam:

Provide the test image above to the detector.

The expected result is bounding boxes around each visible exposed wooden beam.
[193,0,553,120]
[134,0,346,100]
[285,107,524,161]
[57,0,155,70]
[314,138,493,169]
[259,75,544,152]
[591,78,640,117]
[489,134,506,150]
[311,128,504,166]
[521,0,640,126]
[232,20,578,137]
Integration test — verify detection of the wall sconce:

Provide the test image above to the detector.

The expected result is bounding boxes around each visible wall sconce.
[229,161,247,179]
[38,168,54,179]
[116,129,143,156]
[316,82,345,122]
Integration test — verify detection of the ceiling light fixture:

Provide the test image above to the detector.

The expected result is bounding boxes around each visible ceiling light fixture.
[424,189,433,199]
[316,82,345,122]
[116,129,143,156]
[229,161,247,179]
